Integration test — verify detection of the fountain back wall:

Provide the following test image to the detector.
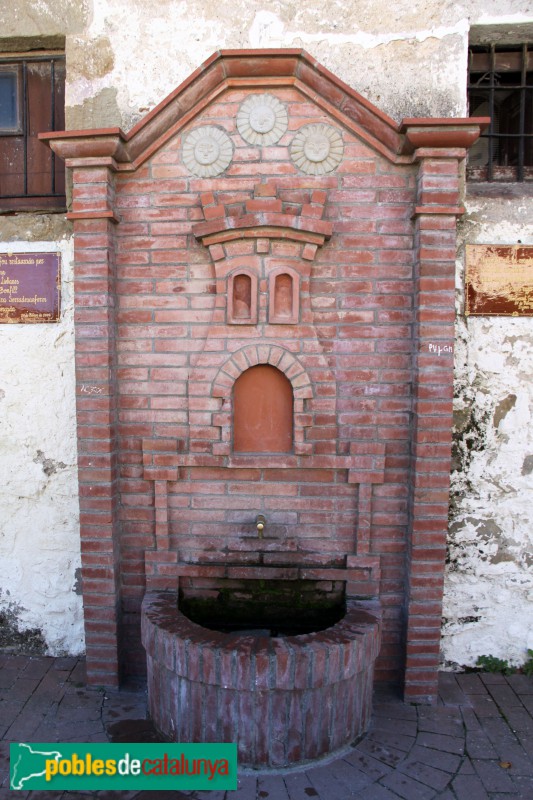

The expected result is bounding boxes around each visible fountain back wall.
[43,50,485,704]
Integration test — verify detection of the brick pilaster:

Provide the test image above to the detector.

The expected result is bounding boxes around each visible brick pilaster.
[404,150,463,703]
[69,165,122,687]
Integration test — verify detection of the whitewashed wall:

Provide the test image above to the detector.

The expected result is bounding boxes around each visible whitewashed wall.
[1,0,532,665]
[0,238,83,655]
[442,200,533,668]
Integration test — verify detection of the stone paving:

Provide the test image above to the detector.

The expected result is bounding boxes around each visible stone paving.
[0,653,532,799]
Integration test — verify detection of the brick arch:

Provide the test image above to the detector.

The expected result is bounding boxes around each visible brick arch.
[212,345,313,400]
[211,345,314,456]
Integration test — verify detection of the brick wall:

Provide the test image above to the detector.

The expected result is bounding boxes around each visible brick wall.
[108,85,415,681]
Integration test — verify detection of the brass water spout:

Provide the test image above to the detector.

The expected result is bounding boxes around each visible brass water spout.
[256,514,266,537]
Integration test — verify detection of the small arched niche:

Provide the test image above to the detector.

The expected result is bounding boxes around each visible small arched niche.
[227,270,258,324]
[233,365,293,453]
[269,268,299,324]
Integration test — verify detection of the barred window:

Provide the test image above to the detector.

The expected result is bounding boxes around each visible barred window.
[0,52,65,210]
[468,43,533,182]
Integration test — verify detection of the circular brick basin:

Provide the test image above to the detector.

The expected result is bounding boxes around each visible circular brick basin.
[142,590,381,768]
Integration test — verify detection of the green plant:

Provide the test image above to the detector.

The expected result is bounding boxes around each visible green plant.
[476,654,516,675]
[522,649,533,677]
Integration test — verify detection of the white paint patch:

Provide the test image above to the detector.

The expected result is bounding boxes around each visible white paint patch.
[0,238,84,656]
[249,10,285,47]
[442,575,533,667]
[474,12,533,25]
[275,19,471,48]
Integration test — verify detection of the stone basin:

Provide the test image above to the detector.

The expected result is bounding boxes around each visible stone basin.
[142,589,381,768]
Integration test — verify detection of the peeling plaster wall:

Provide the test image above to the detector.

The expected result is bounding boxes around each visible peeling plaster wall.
[1,0,532,663]
[0,238,83,655]
[442,198,533,669]
[0,0,88,656]
[62,0,533,130]
[67,0,473,129]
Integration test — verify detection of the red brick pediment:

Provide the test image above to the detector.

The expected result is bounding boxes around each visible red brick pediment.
[40,49,488,170]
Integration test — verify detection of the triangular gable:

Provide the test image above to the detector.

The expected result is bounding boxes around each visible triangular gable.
[41,49,488,170]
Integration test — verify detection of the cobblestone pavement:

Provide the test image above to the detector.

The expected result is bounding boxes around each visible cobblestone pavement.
[1,653,532,799]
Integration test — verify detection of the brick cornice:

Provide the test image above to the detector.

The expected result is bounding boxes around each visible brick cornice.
[193,212,333,246]
[39,129,127,165]
[400,118,490,153]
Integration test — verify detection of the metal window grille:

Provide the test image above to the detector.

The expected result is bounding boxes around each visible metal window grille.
[0,53,66,210]
[468,43,533,182]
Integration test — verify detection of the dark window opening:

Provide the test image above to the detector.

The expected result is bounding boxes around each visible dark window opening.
[468,43,533,182]
[0,68,22,133]
[0,53,66,210]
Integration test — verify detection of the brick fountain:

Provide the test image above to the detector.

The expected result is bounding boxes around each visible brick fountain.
[41,49,487,767]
